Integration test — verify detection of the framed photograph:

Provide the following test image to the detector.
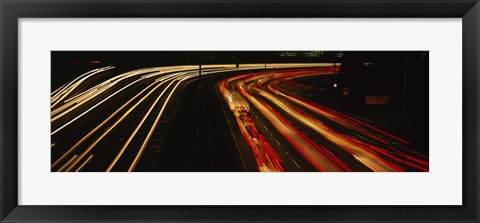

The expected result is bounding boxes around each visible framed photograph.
[1,0,478,222]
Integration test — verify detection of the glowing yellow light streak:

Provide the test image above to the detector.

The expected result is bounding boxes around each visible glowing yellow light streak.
[105,77,180,172]
[57,154,78,172]
[51,74,161,134]
[75,154,94,172]
[59,83,167,172]
[51,68,100,101]
[50,81,159,169]
[51,66,114,107]
[51,67,202,125]
[128,76,187,172]
[51,68,166,121]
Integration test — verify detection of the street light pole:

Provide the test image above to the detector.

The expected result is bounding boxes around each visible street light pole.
[402,55,407,118]
[198,63,202,89]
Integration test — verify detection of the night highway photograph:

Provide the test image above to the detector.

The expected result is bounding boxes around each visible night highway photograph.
[51,51,429,172]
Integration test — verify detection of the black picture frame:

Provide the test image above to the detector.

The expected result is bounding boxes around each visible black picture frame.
[1,0,479,222]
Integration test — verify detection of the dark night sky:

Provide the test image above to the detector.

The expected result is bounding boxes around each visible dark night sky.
[51,51,344,89]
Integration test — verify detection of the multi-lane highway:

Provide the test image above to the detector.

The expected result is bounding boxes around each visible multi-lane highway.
[51,64,331,172]
[51,64,428,172]
[218,67,429,172]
